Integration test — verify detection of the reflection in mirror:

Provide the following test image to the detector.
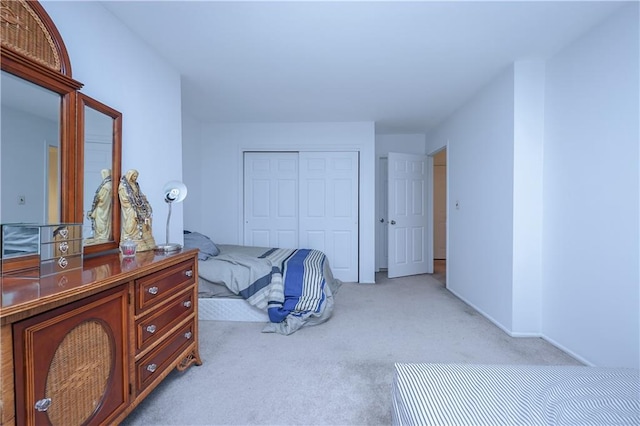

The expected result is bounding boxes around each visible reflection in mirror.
[1,224,39,259]
[78,94,122,253]
[0,70,61,224]
[83,107,113,244]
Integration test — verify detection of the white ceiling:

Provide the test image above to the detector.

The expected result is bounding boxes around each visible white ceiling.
[100,1,625,134]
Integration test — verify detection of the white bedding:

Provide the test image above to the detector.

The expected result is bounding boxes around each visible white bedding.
[392,363,640,426]
[198,245,272,298]
[198,245,273,296]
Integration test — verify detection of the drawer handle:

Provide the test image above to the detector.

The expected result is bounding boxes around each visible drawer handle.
[146,324,157,334]
[147,286,159,295]
[58,241,69,253]
[57,257,68,269]
[35,398,52,412]
[146,363,157,373]
[184,331,192,339]
[185,269,193,277]
[183,300,192,308]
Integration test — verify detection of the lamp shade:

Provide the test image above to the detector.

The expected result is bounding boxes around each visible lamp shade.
[154,181,188,253]
[163,181,187,203]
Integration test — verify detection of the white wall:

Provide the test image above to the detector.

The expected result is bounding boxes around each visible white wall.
[426,4,639,368]
[512,60,545,335]
[427,67,516,332]
[375,134,426,158]
[183,122,376,283]
[542,4,639,368]
[42,1,185,246]
[182,113,203,235]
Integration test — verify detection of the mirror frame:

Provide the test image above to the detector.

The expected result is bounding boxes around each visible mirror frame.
[77,93,122,256]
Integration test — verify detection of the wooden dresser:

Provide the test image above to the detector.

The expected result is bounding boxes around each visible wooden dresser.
[0,248,201,425]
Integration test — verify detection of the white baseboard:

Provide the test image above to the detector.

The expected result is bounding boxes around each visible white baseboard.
[447,287,515,335]
[447,288,591,365]
[541,335,594,366]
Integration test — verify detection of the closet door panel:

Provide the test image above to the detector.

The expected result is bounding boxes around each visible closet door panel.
[305,230,326,253]
[244,153,298,249]
[299,152,359,282]
[331,230,353,270]
[304,179,326,216]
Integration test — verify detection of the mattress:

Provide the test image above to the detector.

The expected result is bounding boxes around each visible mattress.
[199,297,269,322]
[392,363,640,426]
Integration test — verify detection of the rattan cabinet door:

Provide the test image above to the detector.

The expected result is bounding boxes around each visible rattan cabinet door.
[13,285,129,426]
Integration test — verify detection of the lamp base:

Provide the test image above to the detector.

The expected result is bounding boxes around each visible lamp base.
[154,243,182,253]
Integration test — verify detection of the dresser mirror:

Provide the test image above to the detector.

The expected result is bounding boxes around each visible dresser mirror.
[79,94,122,254]
[1,70,62,224]
[0,0,121,266]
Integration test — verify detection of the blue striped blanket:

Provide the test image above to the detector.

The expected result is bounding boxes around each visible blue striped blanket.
[199,246,335,334]
[260,248,328,324]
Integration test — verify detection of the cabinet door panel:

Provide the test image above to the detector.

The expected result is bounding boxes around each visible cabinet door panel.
[13,286,128,426]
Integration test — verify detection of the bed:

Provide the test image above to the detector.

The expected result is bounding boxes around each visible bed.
[392,363,640,426]
[193,240,341,335]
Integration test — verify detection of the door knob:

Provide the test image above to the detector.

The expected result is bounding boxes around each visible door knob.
[379,218,384,223]
[390,220,396,225]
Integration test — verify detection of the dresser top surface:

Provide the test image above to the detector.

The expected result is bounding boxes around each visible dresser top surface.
[1,248,198,324]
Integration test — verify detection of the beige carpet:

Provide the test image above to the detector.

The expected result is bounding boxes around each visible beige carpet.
[122,272,581,425]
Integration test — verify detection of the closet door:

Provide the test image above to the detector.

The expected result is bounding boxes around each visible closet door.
[299,152,359,282]
[243,152,298,249]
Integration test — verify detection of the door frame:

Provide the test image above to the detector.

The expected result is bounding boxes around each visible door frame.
[376,156,388,270]
[432,147,447,260]
[428,144,449,286]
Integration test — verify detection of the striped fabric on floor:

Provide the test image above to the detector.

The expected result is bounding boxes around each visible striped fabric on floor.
[392,363,640,426]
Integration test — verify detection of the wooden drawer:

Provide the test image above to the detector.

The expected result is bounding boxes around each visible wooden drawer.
[135,320,195,393]
[40,254,83,276]
[134,259,195,314]
[40,239,83,260]
[135,288,195,353]
[39,224,83,243]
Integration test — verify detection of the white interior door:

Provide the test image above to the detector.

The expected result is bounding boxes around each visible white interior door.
[243,152,298,248]
[299,151,359,282]
[387,152,432,278]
